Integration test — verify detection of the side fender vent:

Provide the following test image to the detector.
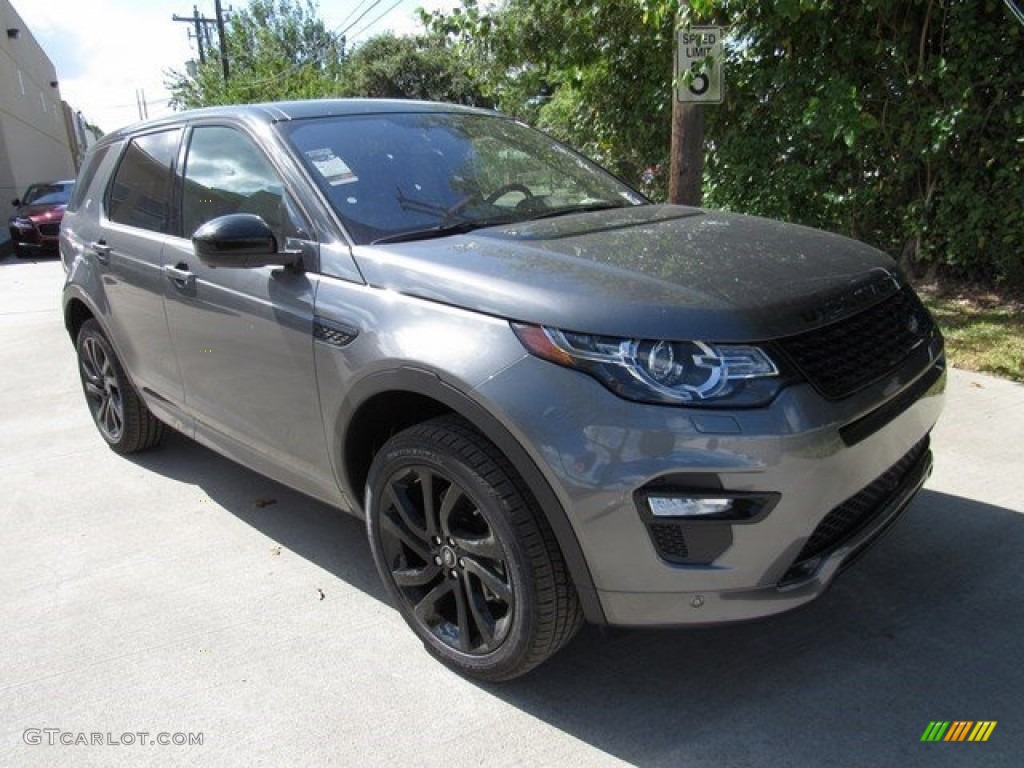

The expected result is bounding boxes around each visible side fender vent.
[314,317,359,348]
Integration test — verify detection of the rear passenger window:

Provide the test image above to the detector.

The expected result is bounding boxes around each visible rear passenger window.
[67,145,110,212]
[106,129,181,233]
[182,126,289,239]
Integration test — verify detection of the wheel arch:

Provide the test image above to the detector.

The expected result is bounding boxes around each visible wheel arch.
[337,367,605,624]
[64,295,97,342]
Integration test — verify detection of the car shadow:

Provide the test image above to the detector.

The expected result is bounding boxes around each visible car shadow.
[128,429,387,602]
[488,489,1024,765]
[0,250,60,266]
[128,434,1022,764]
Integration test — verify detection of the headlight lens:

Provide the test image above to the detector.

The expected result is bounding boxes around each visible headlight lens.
[513,323,782,406]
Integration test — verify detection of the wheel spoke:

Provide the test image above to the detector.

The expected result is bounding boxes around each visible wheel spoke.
[465,579,498,649]
[438,484,466,537]
[417,469,439,540]
[108,400,123,433]
[380,510,431,563]
[96,397,109,428]
[451,577,472,652]
[413,579,453,626]
[93,346,108,375]
[102,398,118,435]
[83,380,104,399]
[81,341,101,379]
[392,562,443,588]
[453,531,502,561]
[462,557,513,604]
[385,479,429,542]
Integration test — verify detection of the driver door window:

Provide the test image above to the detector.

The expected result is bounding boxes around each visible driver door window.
[182,126,293,241]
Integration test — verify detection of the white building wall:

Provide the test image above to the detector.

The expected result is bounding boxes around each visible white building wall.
[0,0,76,212]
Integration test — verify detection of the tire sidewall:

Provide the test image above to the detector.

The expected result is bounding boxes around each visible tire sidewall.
[366,438,539,679]
[76,320,128,449]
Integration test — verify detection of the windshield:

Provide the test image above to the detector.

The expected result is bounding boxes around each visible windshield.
[281,111,646,244]
[22,183,73,206]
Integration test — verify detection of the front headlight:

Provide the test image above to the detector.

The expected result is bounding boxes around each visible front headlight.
[512,323,782,406]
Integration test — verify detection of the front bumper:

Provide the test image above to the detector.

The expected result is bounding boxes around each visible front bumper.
[10,219,60,250]
[474,338,946,627]
[599,435,933,625]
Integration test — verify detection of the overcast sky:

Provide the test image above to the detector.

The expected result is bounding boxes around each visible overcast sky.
[12,0,459,134]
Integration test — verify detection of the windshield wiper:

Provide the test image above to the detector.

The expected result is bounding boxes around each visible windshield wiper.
[371,217,515,245]
[524,200,636,222]
[372,200,639,244]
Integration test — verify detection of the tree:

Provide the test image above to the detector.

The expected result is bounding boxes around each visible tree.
[166,0,345,108]
[421,1,678,199]
[337,33,489,105]
[426,0,1024,287]
[692,0,1024,285]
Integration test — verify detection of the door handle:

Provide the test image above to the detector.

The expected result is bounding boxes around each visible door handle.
[90,241,111,265]
[163,263,195,289]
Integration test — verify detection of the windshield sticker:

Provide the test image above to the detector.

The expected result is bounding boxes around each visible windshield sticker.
[306,148,357,186]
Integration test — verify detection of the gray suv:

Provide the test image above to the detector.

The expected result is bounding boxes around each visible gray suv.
[60,100,945,680]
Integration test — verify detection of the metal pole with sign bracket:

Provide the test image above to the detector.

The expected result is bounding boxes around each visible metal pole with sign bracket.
[669,23,725,205]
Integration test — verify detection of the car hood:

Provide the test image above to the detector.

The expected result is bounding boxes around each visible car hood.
[14,203,66,220]
[351,205,903,341]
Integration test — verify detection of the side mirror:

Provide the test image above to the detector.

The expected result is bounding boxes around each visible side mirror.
[192,213,300,269]
[11,198,20,207]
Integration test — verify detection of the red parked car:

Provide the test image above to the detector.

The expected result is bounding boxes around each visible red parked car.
[9,180,75,257]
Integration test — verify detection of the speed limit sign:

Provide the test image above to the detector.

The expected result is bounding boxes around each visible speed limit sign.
[676,26,724,103]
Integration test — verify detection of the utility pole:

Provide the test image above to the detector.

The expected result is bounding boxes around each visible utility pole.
[173,3,230,79]
[669,1,704,206]
[214,0,230,81]
[173,5,212,64]
[669,101,704,206]
[135,89,149,121]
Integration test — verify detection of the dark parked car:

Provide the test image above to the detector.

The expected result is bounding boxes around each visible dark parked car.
[60,100,945,680]
[9,180,74,257]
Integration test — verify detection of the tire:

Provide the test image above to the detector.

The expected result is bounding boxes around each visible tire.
[365,416,583,681]
[75,319,164,454]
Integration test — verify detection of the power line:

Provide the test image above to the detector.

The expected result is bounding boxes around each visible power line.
[338,0,386,38]
[168,0,415,97]
[333,0,374,33]
[349,0,407,40]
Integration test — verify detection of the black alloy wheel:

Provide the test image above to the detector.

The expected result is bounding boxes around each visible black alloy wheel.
[366,416,582,681]
[75,319,164,454]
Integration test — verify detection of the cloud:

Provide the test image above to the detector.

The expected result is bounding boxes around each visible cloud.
[13,1,196,133]
[11,0,463,135]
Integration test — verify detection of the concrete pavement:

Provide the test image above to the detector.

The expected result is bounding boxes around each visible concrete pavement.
[1,255,1022,767]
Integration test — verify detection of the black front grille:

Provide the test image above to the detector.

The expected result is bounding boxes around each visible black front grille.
[788,437,929,572]
[779,288,935,399]
[38,223,60,237]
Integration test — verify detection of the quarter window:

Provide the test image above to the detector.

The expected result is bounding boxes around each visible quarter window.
[68,146,109,212]
[106,129,181,233]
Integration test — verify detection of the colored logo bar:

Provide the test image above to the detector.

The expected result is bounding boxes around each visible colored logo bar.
[921,721,997,742]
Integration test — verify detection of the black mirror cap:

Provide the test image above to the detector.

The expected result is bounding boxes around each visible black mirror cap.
[11,198,20,207]
[192,213,299,269]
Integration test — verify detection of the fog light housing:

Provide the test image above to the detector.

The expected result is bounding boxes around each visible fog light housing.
[636,490,780,564]
[640,491,778,522]
[648,496,735,518]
